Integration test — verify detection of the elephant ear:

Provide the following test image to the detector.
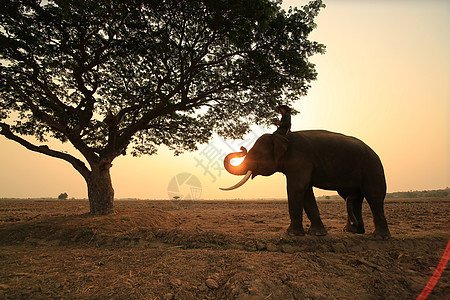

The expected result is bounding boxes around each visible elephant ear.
[272,134,289,164]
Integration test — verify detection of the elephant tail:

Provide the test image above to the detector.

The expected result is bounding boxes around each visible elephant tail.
[346,197,358,226]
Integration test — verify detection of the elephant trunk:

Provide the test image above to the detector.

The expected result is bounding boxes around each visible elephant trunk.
[223,146,249,176]
[221,146,253,191]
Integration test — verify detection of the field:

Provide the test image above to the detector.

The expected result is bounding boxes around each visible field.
[0,198,449,299]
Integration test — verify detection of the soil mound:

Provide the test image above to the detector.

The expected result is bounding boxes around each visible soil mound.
[0,207,180,245]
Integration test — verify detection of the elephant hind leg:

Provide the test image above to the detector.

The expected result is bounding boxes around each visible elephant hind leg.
[365,193,391,239]
[348,194,365,234]
[338,190,365,234]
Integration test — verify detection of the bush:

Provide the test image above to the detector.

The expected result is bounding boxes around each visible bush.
[58,192,68,200]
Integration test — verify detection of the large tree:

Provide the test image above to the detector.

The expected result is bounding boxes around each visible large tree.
[0,0,325,214]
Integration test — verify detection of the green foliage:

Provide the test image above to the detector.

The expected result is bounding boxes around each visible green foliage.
[0,0,324,163]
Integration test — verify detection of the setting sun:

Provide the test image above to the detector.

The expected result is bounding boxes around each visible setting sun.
[230,157,245,167]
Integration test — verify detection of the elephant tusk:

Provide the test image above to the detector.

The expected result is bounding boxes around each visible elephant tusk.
[220,170,252,191]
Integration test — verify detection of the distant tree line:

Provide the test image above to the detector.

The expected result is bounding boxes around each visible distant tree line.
[385,188,449,199]
[318,188,450,200]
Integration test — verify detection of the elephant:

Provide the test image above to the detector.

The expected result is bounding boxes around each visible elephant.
[220,130,391,239]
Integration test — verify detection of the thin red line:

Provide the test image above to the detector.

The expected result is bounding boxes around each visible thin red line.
[416,238,450,300]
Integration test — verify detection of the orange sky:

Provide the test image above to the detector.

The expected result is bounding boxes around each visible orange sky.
[1,0,449,200]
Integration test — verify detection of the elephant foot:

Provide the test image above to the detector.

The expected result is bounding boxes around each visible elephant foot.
[287,225,305,236]
[372,230,391,240]
[343,223,365,234]
[308,226,327,236]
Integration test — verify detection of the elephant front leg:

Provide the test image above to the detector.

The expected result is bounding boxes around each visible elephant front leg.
[304,188,327,236]
[286,177,307,236]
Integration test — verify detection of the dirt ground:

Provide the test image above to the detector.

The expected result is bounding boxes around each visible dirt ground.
[0,198,448,299]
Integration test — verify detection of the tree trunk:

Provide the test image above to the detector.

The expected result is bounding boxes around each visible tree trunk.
[86,163,115,215]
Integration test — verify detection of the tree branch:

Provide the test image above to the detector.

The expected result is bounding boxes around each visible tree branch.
[5,77,67,133]
[0,122,91,180]
[5,77,99,164]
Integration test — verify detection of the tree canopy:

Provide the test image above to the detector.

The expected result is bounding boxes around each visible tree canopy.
[0,0,325,214]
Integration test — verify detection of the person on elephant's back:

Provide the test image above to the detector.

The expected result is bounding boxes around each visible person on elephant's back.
[273,105,292,135]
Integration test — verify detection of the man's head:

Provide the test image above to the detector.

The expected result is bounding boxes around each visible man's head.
[275,105,291,114]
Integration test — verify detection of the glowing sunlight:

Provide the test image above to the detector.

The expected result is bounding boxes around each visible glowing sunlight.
[230,157,245,167]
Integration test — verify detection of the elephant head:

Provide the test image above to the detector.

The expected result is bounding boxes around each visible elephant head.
[220,134,289,190]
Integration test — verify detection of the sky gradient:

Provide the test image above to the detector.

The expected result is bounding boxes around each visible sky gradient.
[1,0,449,199]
